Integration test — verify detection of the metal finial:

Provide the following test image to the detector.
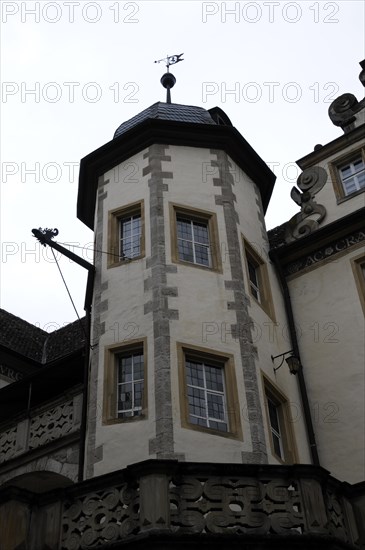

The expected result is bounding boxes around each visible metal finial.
[154,53,184,103]
[154,53,184,71]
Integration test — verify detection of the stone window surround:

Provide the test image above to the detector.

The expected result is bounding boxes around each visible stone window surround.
[107,199,145,268]
[177,342,243,441]
[242,237,276,321]
[169,203,223,273]
[261,373,298,464]
[103,338,148,425]
[351,253,365,316]
[328,146,365,203]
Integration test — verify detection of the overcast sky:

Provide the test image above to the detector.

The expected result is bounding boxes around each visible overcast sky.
[1,0,364,330]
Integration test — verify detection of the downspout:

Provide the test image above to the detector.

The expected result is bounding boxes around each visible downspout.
[78,270,94,482]
[270,250,320,466]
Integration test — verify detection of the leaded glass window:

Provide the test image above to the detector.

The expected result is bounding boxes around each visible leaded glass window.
[185,357,228,432]
[177,216,211,267]
[117,351,144,418]
[119,213,142,259]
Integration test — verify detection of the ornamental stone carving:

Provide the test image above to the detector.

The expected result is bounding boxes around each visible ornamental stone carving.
[0,425,18,463]
[328,61,365,131]
[0,394,82,464]
[29,399,75,449]
[169,476,305,535]
[328,93,359,128]
[0,464,362,548]
[61,484,140,549]
[296,166,328,196]
[285,166,327,243]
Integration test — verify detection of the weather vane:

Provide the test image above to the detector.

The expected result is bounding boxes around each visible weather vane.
[154,53,184,72]
[154,53,184,104]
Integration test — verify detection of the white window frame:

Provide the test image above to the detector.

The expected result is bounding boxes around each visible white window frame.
[103,338,148,425]
[339,157,365,196]
[247,256,261,303]
[176,216,211,267]
[262,375,298,464]
[267,395,284,459]
[119,211,142,260]
[177,343,242,440]
[117,349,144,419]
[170,204,223,273]
[185,357,228,432]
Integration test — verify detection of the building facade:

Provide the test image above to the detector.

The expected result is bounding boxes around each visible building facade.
[0,61,364,549]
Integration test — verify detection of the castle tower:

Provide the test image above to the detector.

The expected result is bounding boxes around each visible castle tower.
[77,85,312,478]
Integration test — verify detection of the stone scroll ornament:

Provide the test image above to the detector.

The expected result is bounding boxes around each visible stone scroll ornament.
[328,93,359,128]
[285,166,327,243]
[327,60,365,130]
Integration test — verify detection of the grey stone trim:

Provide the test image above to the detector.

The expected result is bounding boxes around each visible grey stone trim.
[85,175,108,478]
[99,300,108,313]
[241,451,265,464]
[144,277,152,292]
[99,321,105,337]
[210,149,268,464]
[253,183,268,241]
[143,144,182,460]
[93,445,103,463]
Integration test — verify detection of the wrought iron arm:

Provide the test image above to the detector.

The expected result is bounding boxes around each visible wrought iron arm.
[32,228,94,273]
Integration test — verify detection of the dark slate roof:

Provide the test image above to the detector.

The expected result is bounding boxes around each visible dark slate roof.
[114,102,216,139]
[0,309,48,363]
[267,223,287,249]
[44,317,86,363]
[0,309,86,364]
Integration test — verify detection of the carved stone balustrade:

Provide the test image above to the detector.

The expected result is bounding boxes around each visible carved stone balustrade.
[0,460,364,549]
[0,392,83,466]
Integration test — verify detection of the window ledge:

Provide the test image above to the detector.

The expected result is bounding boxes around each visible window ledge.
[107,255,144,269]
[103,414,147,426]
[336,186,365,204]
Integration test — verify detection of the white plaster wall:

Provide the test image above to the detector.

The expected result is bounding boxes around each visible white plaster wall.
[288,248,365,483]
[157,145,250,462]
[92,148,157,475]
[165,146,311,464]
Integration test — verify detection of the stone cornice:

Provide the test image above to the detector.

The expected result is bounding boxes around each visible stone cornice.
[269,207,365,276]
[296,124,365,170]
[77,118,276,229]
[285,228,365,276]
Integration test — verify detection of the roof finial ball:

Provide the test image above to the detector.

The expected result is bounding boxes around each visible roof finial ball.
[154,53,184,104]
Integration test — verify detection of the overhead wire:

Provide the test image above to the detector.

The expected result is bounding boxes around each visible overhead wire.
[50,247,95,350]
[56,241,120,259]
